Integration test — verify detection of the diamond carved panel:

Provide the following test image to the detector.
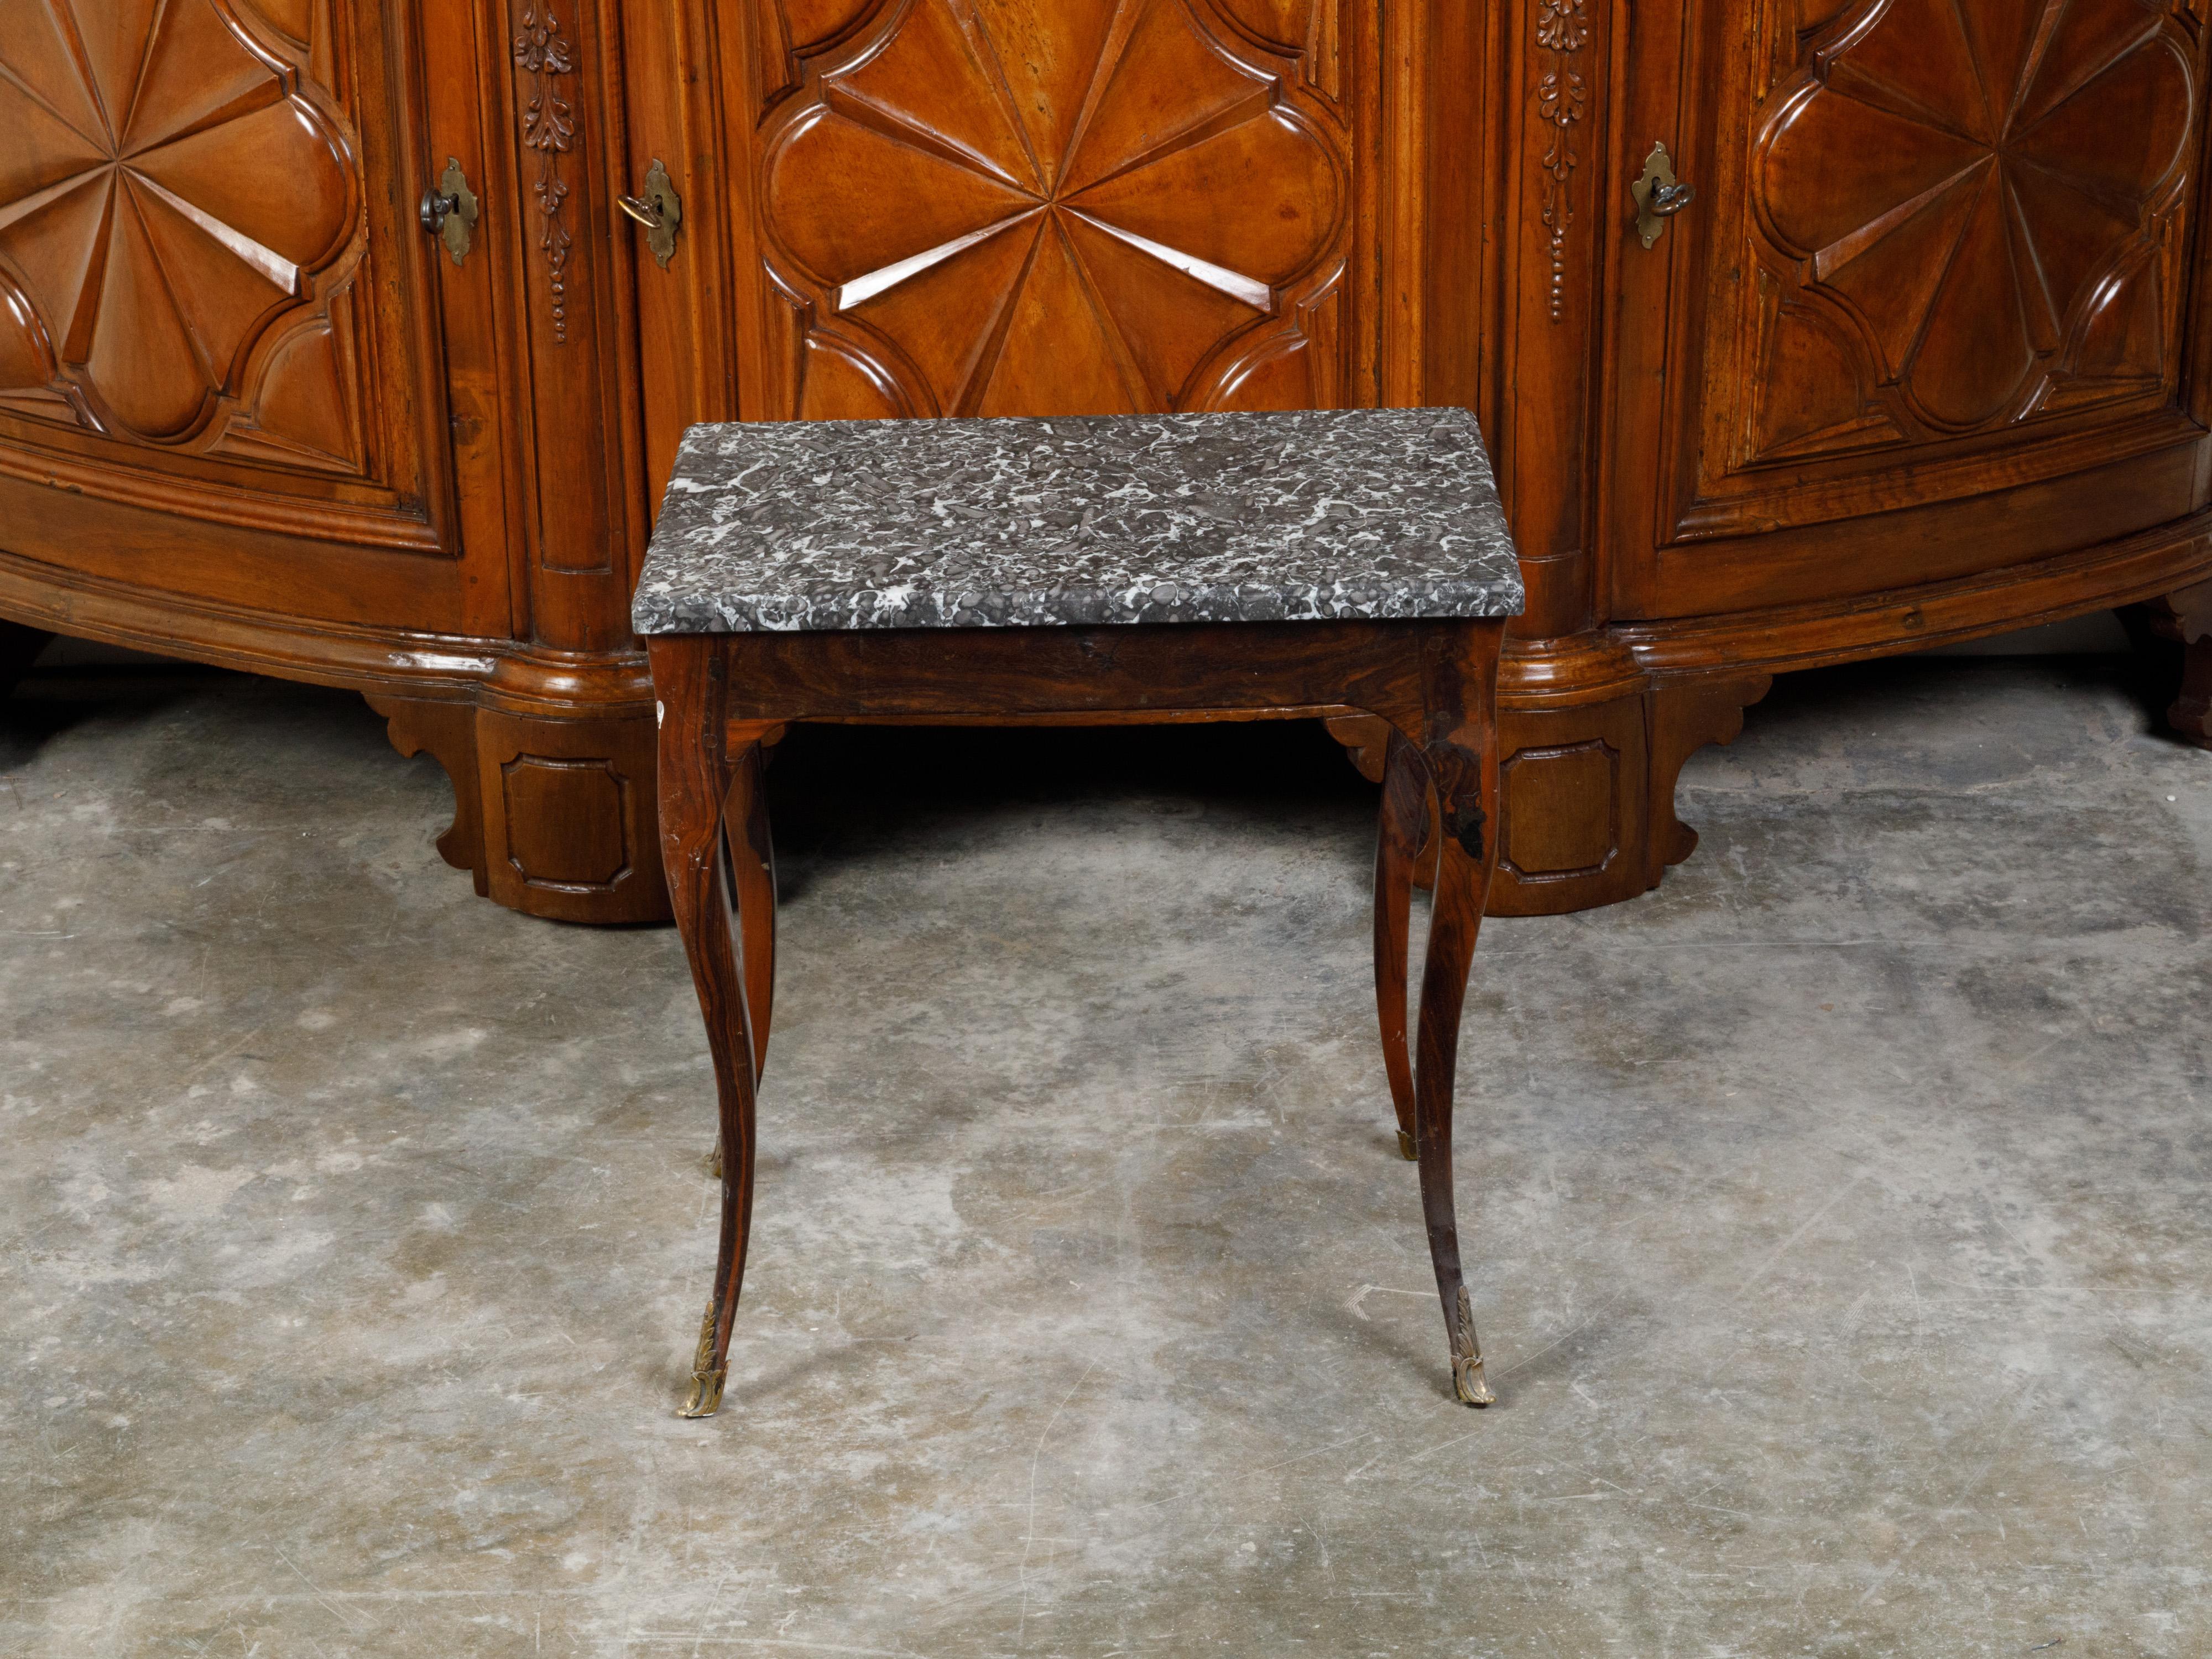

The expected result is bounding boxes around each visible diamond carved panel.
[0,0,362,453]
[1745,0,2197,460]
[753,0,1352,420]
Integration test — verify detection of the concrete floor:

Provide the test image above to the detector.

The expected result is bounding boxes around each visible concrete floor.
[2,652,2208,1658]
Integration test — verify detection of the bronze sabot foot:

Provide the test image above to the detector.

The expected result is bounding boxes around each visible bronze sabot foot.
[1451,1285,1496,1407]
[679,1305,728,1419]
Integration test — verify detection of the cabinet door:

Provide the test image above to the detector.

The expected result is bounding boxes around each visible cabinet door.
[1606,0,2212,619]
[718,0,1391,422]
[0,0,510,638]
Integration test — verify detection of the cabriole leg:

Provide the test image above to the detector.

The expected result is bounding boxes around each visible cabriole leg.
[1413,813,1500,1406]
[727,742,778,1079]
[1407,624,1508,1406]
[1374,732,1428,1160]
[709,744,778,1182]
[651,639,768,1420]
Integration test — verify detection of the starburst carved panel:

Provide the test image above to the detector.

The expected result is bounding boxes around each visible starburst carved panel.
[751,0,1352,421]
[1746,0,2197,460]
[0,0,362,456]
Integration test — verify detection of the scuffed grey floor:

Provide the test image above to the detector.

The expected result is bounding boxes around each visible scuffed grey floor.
[3,654,2207,1658]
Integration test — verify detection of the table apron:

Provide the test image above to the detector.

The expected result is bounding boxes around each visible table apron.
[682,618,1500,733]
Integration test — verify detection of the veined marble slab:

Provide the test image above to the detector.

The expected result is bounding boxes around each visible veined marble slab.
[633,409,1524,635]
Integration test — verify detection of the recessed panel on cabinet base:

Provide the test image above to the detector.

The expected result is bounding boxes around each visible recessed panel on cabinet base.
[363,696,674,925]
[371,697,670,926]
[1485,675,1765,917]
[477,712,665,923]
[1493,712,1645,909]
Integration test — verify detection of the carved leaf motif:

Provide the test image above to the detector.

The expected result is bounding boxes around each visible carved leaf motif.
[758,0,1344,415]
[514,8,575,74]
[514,5,578,345]
[1537,69,1585,133]
[1756,0,2193,433]
[0,0,354,440]
[1534,0,1587,55]
[1531,0,1587,324]
[1531,0,1584,327]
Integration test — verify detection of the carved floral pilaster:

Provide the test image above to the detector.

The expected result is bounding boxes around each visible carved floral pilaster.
[1534,0,1588,324]
[514,6,578,345]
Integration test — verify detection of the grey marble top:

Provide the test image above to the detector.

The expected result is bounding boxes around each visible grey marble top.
[632,409,1524,635]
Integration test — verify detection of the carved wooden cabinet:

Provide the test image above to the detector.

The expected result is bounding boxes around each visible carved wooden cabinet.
[4,0,2209,924]
[0,0,665,921]
[1559,0,2212,910]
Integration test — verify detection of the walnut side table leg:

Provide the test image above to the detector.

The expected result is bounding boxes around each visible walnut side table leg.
[1373,732,1431,1162]
[651,638,777,1419]
[706,738,779,1182]
[649,618,1510,1417]
[1395,630,1507,1406]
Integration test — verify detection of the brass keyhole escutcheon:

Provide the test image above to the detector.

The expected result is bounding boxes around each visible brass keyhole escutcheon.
[619,160,684,269]
[1631,142,1696,249]
[419,158,479,267]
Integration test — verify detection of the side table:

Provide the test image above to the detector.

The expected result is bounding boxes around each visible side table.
[636,410,1526,1419]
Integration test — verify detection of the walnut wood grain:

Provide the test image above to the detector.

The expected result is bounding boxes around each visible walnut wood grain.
[1374,729,1431,1160]
[721,0,1389,425]
[1324,713,1391,784]
[0,0,361,448]
[1606,0,2212,618]
[1403,629,1506,1406]
[650,641,764,1420]
[0,0,676,924]
[723,744,776,1074]
[1751,0,2190,446]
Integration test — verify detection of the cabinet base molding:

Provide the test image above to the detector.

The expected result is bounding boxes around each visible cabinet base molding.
[340,686,680,925]
[336,687,676,925]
